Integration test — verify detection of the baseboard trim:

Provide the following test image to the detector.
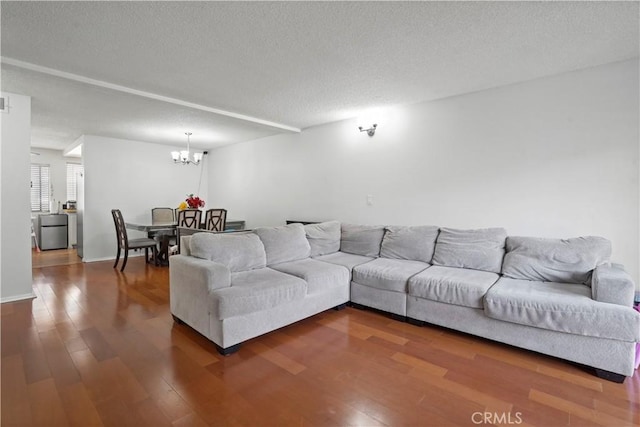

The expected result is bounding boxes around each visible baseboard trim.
[1,292,37,304]
[82,252,146,263]
[81,256,114,263]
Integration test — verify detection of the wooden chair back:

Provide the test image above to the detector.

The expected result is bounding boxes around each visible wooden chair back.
[203,209,227,232]
[111,209,159,271]
[177,209,202,229]
[112,209,129,250]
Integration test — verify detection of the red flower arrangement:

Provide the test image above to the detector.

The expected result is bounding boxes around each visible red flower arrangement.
[185,194,205,209]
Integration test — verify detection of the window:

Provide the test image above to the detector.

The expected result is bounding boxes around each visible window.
[66,163,83,201]
[31,164,50,212]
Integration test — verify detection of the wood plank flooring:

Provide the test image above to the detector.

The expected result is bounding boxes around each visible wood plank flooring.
[31,248,82,269]
[2,257,639,426]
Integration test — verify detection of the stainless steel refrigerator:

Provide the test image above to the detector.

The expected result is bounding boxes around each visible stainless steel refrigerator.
[38,214,68,250]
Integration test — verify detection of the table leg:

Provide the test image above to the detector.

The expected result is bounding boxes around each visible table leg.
[148,231,172,266]
[156,234,170,266]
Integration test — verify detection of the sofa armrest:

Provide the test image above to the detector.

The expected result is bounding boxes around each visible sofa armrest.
[180,236,192,256]
[591,264,636,306]
[169,255,231,334]
[170,254,231,292]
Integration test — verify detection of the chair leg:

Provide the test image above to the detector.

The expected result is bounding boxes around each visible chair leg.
[144,248,149,263]
[153,246,159,266]
[121,250,128,272]
[113,246,121,269]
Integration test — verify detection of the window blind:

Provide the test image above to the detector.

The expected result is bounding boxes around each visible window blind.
[66,163,83,201]
[31,164,50,212]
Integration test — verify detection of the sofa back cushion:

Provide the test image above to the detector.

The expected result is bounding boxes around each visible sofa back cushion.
[502,236,611,284]
[304,221,341,257]
[254,223,311,265]
[340,224,385,257]
[380,225,439,263]
[190,232,266,272]
[432,227,507,273]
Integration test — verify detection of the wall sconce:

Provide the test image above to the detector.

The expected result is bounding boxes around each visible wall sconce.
[358,124,377,137]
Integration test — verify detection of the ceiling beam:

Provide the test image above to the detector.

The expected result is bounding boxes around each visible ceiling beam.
[1,56,301,133]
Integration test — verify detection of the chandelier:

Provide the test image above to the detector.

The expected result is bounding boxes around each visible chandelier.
[171,132,203,165]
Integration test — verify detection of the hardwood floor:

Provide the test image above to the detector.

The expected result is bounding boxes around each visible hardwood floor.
[32,248,82,268]
[2,257,639,426]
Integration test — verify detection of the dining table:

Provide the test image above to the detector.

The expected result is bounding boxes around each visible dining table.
[124,222,177,266]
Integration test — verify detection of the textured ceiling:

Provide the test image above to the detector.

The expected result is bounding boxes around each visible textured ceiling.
[1,1,638,150]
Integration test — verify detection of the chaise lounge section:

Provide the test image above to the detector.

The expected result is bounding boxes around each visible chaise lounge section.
[169,221,640,382]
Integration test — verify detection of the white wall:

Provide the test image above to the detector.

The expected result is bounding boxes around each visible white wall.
[1,92,34,302]
[208,60,640,284]
[82,135,208,261]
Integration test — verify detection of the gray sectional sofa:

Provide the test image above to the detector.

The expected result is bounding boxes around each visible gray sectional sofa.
[169,221,640,382]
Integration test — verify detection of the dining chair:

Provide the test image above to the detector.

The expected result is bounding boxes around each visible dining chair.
[177,209,202,229]
[203,208,227,232]
[151,207,175,224]
[151,207,178,249]
[111,209,158,272]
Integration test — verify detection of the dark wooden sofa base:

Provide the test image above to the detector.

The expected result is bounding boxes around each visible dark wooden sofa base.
[172,302,349,357]
[173,314,242,356]
[216,343,241,356]
[350,302,406,323]
[402,314,630,384]
[173,304,630,383]
[333,303,347,311]
[593,368,626,383]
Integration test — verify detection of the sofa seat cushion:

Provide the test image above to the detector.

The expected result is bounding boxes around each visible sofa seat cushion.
[352,258,430,293]
[213,268,307,320]
[408,266,499,309]
[254,223,311,266]
[313,251,374,272]
[304,221,341,257]
[501,236,611,285]
[380,225,439,263]
[271,258,349,295]
[484,277,640,341]
[432,227,507,274]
